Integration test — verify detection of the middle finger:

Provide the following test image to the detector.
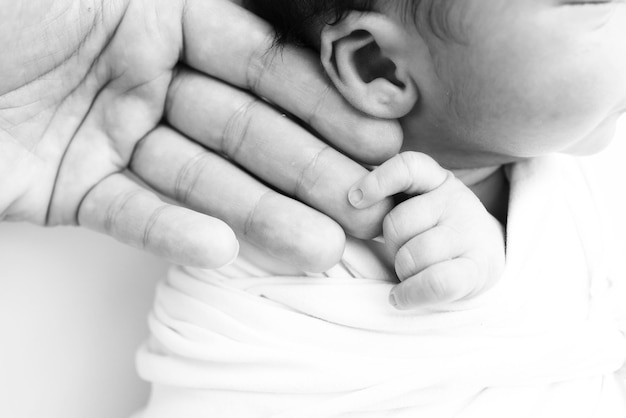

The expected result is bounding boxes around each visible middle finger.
[166,68,393,238]
[130,126,346,272]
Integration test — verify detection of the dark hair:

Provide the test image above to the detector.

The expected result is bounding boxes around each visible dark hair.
[247,0,376,45]
[247,0,453,47]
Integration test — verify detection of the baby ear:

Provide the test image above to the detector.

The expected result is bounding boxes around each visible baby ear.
[321,12,419,119]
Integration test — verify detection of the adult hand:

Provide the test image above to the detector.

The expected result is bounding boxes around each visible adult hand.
[0,0,401,271]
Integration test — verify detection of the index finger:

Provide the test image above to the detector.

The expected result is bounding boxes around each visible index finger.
[78,172,239,268]
[181,0,402,164]
[348,152,450,209]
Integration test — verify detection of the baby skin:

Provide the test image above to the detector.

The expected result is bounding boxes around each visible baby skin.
[253,0,626,310]
[135,2,626,416]
[349,152,505,309]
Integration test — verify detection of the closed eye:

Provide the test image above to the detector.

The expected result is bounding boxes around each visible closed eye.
[562,0,622,4]
[563,0,614,5]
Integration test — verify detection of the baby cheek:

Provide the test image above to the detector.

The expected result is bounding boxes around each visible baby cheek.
[443,79,572,157]
[437,39,617,156]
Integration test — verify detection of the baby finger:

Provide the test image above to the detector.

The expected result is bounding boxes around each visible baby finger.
[394,226,466,281]
[348,152,449,209]
[389,257,480,309]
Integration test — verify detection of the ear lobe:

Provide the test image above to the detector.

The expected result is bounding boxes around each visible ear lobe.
[321,13,419,119]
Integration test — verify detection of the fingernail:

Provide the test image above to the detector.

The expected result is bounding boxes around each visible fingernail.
[348,188,364,207]
[372,235,386,244]
[389,291,399,308]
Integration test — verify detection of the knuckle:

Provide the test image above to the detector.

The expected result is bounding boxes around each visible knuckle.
[398,151,425,172]
[396,153,419,190]
[383,211,401,248]
[242,189,270,239]
[221,98,259,159]
[245,35,276,93]
[397,151,415,170]
[370,170,387,195]
[394,245,417,280]
[142,205,169,250]
[423,271,450,302]
[174,151,211,204]
[399,150,419,164]
[294,145,332,200]
[104,189,143,236]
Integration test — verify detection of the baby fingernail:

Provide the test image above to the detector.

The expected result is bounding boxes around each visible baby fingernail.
[348,188,364,207]
[389,291,399,308]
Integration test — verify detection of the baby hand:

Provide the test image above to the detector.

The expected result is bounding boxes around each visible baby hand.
[348,152,505,309]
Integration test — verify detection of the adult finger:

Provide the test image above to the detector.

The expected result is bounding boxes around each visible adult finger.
[179,0,403,164]
[130,126,346,272]
[165,69,393,239]
[348,152,450,209]
[78,173,239,268]
[389,257,480,309]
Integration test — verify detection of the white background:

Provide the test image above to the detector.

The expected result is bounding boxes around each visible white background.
[0,224,167,418]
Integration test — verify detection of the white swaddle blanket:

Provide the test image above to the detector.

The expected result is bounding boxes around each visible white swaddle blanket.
[135,153,626,417]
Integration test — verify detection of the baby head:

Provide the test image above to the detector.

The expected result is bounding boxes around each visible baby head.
[252,0,626,170]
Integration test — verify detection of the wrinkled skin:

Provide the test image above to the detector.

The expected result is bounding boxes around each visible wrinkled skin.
[0,0,401,271]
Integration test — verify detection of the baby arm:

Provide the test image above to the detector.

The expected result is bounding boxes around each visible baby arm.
[349,152,506,309]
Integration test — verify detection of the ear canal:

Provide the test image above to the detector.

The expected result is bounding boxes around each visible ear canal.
[328,29,404,89]
[321,17,419,119]
[352,37,405,88]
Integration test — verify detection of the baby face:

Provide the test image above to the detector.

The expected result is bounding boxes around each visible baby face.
[401,0,626,168]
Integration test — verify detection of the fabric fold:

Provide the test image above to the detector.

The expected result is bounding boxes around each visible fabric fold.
[135,154,626,417]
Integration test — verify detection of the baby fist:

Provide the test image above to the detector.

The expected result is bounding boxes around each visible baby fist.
[349,152,506,309]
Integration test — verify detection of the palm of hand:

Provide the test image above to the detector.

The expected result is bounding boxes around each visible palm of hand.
[0,0,236,265]
[0,0,401,270]
[46,0,184,222]
[45,0,180,223]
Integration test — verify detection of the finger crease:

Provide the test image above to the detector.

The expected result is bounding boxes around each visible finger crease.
[143,204,169,250]
[399,153,418,192]
[174,151,209,204]
[384,213,401,248]
[105,188,143,235]
[221,99,258,159]
[245,34,276,94]
[243,189,271,238]
[294,145,330,200]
